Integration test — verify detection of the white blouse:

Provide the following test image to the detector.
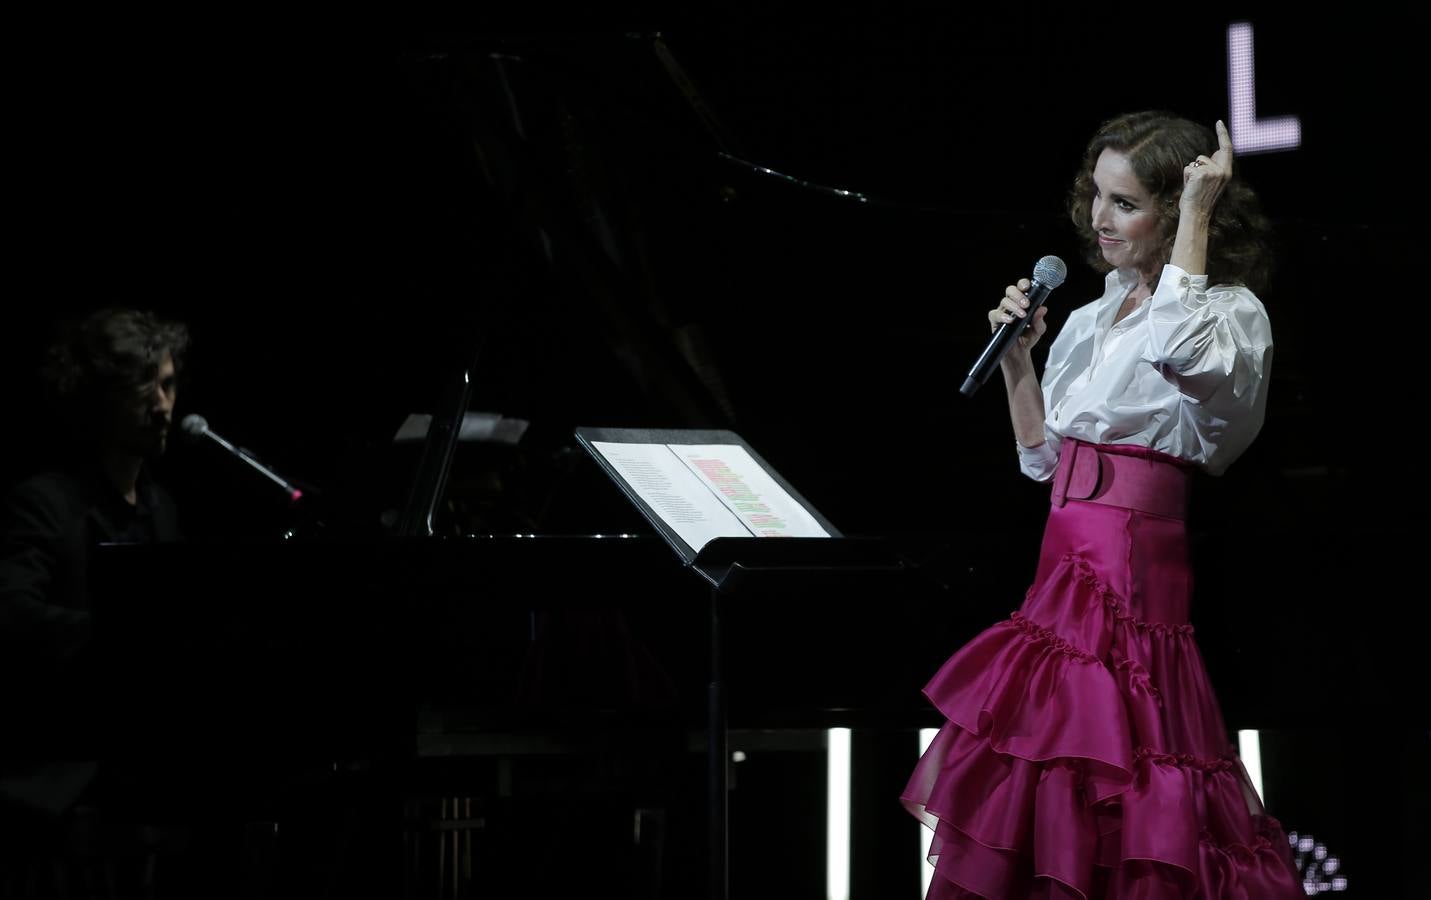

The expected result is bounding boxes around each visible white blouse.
[1016,263,1272,481]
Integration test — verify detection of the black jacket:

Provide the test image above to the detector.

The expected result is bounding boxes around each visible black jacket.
[0,464,178,818]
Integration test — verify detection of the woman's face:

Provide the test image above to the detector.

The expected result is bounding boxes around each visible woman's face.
[1090,149,1164,278]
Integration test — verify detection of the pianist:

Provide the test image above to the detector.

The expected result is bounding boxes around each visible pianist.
[0,307,187,891]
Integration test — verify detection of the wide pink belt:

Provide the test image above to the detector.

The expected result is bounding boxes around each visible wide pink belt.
[1050,438,1192,520]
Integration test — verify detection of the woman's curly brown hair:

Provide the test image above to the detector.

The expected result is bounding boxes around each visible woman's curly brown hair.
[1067,111,1273,294]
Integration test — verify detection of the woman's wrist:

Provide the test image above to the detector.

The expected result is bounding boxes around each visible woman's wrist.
[1176,205,1214,227]
[1000,347,1034,374]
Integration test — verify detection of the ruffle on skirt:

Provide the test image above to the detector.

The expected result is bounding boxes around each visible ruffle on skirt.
[901,552,1303,899]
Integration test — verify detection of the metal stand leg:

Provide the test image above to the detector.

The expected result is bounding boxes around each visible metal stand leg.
[708,587,727,900]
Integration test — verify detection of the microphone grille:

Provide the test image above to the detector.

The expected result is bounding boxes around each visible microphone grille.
[1033,255,1067,288]
[180,414,209,437]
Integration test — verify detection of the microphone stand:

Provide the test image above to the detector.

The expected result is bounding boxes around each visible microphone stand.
[198,429,304,503]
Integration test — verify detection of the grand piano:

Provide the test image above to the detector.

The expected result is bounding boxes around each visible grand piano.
[91,484,994,898]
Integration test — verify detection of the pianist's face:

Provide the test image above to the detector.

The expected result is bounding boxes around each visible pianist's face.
[103,351,178,458]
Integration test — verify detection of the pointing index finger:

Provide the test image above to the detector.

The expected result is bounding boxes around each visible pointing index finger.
[1216,119,1233,156]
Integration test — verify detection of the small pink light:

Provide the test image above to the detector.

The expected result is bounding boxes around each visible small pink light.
[291,489,304,503]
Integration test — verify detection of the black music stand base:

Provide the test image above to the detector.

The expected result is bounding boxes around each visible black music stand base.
[692,537,906,900]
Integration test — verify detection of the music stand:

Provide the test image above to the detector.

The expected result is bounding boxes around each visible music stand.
[575,426,908,900]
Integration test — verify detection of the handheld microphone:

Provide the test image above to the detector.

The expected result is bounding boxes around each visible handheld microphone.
[959,255,1067,398]
[180,414,303,503]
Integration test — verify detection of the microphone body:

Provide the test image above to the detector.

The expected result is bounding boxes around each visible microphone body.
[960,256,1067,398]
[180,415,303,503]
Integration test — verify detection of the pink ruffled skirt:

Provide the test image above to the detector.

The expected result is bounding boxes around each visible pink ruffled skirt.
[902,441,1303,899]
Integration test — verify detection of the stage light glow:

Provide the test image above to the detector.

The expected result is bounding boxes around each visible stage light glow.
[918,728,938,897]
[1227,22,1302,154]
[1290,830,1349,892]
[1237,729,1265,803]
[826,728,851,900]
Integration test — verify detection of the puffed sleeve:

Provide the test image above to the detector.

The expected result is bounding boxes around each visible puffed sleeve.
[1144,264,1273,473]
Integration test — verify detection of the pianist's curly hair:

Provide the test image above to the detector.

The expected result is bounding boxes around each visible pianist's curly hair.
[43,308,190,415]
[1067,110,1274,294]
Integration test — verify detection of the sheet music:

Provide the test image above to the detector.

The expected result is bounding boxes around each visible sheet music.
[590,442,752,552]
[588,441,829,551]
[672,444,830,538]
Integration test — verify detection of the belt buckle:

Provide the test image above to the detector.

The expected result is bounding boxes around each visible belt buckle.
[1051,437,1075,507]
[1052,438,1103,506]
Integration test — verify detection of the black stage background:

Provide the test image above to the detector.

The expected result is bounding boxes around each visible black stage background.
[3,5,1422,897]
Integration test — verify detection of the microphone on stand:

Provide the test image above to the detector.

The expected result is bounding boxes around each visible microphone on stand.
[179,414,303,504]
